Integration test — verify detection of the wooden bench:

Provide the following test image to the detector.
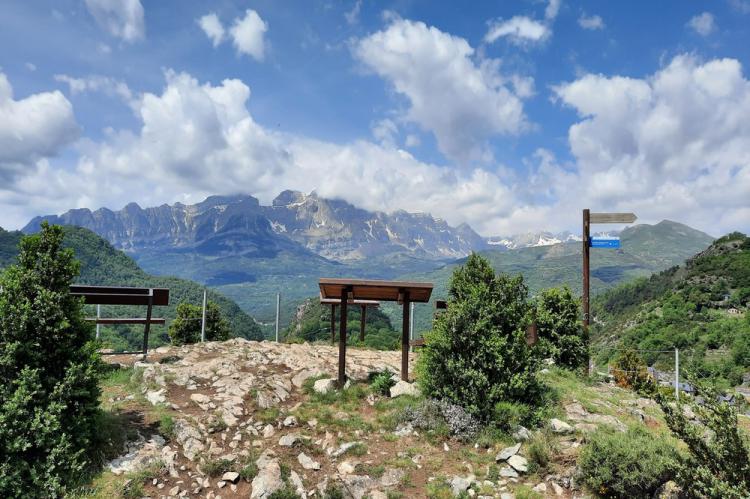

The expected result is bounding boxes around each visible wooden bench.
[409,337,426,348]
[70,285,169,358]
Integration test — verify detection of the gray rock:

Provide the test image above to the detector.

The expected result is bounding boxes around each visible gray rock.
[297,452,320,470]
[379,468,405,487]
[499,466,519,478]
[173,419,204,461]
[222,471,240,483]
[512,426,532,441]
[313,378,337,394]
[289,470,307,499]
[251,460,283,499]
[283,416,298,427]
[279,434,301,447]
[507,454,528,473]
[330,441,362,458]
[450,475,472,496]
[389,380,420,398]
[145,389,167,405]
[495,443,521,462]
[549,418,574,434]
[263,424,276,438]
[341,474,376,499]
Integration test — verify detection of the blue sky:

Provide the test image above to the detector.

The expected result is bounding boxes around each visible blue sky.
[1,0,749,236]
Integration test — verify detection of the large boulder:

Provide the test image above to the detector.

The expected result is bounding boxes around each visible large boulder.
[251,460,283,499]
[313,378,337,394]
[389,380,420,398]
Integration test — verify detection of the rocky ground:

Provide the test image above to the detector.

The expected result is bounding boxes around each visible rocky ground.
[89,339,674,499]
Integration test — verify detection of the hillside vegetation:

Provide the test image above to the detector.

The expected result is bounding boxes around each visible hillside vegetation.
[401,220,714,334]
[284,298,400,350]
[0,226,262,350]
[592,232,750,386]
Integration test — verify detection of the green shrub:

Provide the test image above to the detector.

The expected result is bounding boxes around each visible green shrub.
[578,425,678,498]
[369,369,396,396]
[416,254,543,421]
[654,378,750,498]
[268,485,301,499]
[323,483,345,499]
[0,223,102,497]
[169,301,231,345]
[612,349,653,391]
[534,287,588,369]
[201,457,234,477]
[159,414,176,440]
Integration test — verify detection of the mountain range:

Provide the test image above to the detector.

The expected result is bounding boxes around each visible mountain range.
[22,194,715,334]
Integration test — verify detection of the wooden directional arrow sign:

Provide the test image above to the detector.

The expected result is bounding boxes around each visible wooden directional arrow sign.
[589,212,637,224]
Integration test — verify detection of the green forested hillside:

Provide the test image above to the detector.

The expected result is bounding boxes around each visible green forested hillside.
[592,232,750,386]
[399,220,715,335]
[0,226,262,350]
[284,298,400,350]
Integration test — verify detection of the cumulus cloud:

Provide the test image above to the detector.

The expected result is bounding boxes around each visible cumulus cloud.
[3,54,750,238]
[554,55,750,233]
[345,0,362,25]
[578,14,604,30]
[484,16,549,45]
[198,13,225,47]
[84,0,144,42]
[54,74,134,104]
[230,9,268,61]
[354,19,529,163]
[0,73,79,182]
[687,12,716,37]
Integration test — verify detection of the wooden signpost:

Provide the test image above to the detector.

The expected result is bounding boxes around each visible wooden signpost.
[582,210,637,330]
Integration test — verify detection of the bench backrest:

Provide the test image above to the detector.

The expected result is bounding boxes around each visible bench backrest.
[70,285,169,306]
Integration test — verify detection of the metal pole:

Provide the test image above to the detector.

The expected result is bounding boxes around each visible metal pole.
[275,292,281,342]
[675,348,679,401]
[96,304,101,340]
[200,288,207,342]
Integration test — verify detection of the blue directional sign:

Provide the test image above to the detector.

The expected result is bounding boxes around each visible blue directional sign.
[590,237,621,249]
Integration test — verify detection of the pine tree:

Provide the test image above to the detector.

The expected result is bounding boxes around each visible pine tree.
[0,223,101,496]
[169,301,231,345]
[416,253,542,420]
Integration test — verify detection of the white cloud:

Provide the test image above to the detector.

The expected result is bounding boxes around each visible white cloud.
[345,0,362,25]
[54,74,134,104]
[0,73,79,183]
[84,0,144,43]
[578,14,604,30]
[545,0,561,21]
[484,16,549,45]
[3,55,750,238]
[554,55,750,234]
[25,63,37,72]
[230,9,268,61]
[198,13,225,47]
[687,12,716,37]
[354,19,529,163]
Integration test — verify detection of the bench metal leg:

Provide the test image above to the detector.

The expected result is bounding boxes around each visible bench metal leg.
[142,294,153,361]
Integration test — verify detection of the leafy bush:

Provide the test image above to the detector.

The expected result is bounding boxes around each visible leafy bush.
[168,301,231,345]
[578,425,678,498]
[416,253,543,421]
[612,349,653,391]
[534,286,588,369]
[654,378,750,498]
[369,369,397,396]
[0,223,102,497]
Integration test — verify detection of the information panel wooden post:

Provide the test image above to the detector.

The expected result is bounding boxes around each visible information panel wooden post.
[330,304,336,345]
[360,304,367,342]
[582,209,591,330]
[401,291,411,381]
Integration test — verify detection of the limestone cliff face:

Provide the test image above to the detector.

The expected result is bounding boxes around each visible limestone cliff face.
[24,191,487,261]
[263,190,486,260]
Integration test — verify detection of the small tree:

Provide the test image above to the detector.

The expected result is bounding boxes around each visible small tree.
[654,378,750,498]
[534,286,588,369]
[0,223,101,496]
[169,301,231,345]
[416,253,542,421]
[612,349,653,390]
